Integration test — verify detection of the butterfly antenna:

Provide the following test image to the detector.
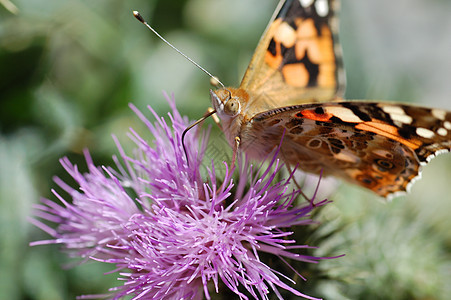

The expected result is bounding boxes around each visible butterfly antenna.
[133,11,225,89]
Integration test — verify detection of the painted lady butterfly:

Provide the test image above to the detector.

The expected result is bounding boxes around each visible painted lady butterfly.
[209,0,451,198]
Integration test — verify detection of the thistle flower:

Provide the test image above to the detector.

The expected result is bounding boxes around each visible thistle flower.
[31,94,340,300]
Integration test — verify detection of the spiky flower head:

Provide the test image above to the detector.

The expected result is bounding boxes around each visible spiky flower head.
[31,94,339,300]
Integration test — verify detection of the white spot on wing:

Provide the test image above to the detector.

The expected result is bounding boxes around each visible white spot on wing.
[437,128,448,136]
[393,114,413,125]
[432,109,446,120]
[315,0,329,17]
[444,121,451,130]
[416,127,435,139]
[381,105,405,115]
[380,105,412,124]
[326,106,363,123]
[275,22,296,47]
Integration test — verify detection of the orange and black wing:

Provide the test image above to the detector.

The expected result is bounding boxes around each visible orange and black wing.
[240,0,345,106]
[246,101,451,198]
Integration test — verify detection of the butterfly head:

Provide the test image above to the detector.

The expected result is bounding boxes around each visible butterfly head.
[210,88,242,118]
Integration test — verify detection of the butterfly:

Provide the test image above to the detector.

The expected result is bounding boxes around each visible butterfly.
[209,0,451,199]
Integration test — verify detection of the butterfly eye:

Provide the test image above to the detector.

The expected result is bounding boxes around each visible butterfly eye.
[224,98,241,117]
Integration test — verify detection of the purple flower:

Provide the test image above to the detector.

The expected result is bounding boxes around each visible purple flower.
[31,93,340,300]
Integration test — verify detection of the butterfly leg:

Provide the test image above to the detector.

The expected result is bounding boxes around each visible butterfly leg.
[208,107,222,131]
[214,136,240,197]
[196,107,221,133]
[283,162,314,205]
[230,136,240,170]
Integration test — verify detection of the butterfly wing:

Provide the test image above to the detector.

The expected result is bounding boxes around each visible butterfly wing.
[240,0,345,106]
[240,101,451,197]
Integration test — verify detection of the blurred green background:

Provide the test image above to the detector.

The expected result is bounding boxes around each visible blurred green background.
[1,0,451,299]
